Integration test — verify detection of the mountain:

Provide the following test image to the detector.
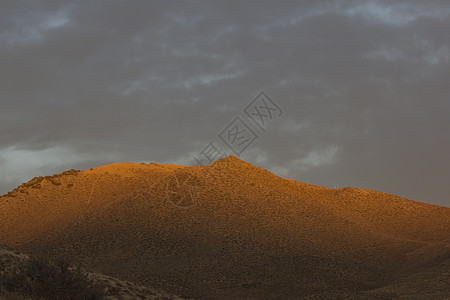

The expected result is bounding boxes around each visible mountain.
[1,156,449,299]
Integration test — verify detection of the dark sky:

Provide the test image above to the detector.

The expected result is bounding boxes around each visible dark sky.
[1,0,449,207]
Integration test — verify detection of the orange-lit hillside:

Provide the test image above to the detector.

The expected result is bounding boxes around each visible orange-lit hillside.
[1,156,449,298]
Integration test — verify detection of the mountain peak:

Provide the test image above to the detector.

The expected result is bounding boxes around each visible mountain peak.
[219,155,242,162]
[210,155,251,167]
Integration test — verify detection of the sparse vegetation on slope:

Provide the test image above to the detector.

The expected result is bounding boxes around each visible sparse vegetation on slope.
[0,163,184,245]
[0,248,103,299]
[1,156,449,298]
[0,246,187,299]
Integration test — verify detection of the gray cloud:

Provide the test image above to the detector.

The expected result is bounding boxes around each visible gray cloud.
[1,0,449,206]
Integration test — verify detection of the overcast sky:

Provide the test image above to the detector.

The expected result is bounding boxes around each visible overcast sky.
[1,0,449,207]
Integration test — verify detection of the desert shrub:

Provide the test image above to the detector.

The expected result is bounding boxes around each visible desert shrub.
[61,169,80,176]
[0,255,104,299]
[24,177,45,188]
[44,176,62,186]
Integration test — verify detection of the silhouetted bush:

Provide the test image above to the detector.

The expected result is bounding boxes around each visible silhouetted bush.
[0,255,104,299]
[22,177,45,188]
[44,176,62,186]
[10,169,80,193]
[61,169,80,176]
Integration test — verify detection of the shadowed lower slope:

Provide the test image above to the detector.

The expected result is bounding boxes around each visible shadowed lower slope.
[0,245,186,299]
[1,156,449,298]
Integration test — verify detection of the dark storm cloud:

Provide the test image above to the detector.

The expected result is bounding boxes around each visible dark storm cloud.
[1,0,449,206]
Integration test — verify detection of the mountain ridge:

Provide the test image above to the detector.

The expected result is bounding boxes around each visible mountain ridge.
[1,156,449,298]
